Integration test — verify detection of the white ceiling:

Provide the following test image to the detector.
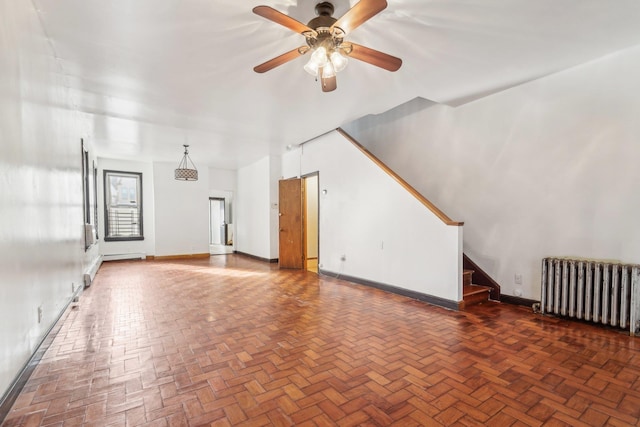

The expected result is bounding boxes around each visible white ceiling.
[33,0,640,169]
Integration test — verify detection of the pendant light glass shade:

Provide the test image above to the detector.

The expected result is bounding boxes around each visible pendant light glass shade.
[175,144,198,181]
[323,61,336,79]
[330,51,348,72]
[303,46,348,85]
[304,60,320,76]
[304,46,328,76]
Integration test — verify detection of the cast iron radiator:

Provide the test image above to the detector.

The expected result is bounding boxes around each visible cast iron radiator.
[540,258,640,336]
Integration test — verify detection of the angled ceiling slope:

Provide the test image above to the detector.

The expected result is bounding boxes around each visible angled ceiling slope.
[31,0,640,168]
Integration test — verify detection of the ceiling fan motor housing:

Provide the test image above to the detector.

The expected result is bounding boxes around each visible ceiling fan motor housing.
[305,2,345,51]
[315,2,334,17]
[307,15,337,29]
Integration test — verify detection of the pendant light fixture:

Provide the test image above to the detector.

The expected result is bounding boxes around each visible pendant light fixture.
[174,144,198,181]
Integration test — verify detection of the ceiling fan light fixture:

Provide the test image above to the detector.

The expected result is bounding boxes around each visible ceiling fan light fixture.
[252,1,402,92]
[321,61,336,79]
[310,46,328,67]
[304,59,320,76]
[330,50,348,72]
[305,46,331,76]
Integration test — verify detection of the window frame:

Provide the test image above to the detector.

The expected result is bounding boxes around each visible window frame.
[81,140,91,250]
[103,169,144,242]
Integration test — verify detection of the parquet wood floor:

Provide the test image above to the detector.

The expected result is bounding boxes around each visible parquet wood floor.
[3,255,640,426]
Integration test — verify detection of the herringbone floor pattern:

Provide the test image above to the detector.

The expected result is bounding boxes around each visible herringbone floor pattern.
[3,255,640,426]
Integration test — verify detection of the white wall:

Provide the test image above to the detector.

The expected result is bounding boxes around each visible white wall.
[98,158,156,257]
[0,0,100,398]
[282,132,463,303]
[153,162,210,256]
[98,161,224,258]
[343,46,640,300]
[236,156,279,260]
[208,167,236,193]
[269,156,281,258]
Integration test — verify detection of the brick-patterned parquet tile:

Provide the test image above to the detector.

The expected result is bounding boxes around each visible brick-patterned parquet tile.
[3,255,640,426]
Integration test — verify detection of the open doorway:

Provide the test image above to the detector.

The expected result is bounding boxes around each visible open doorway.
[209,196,233,255]
[278,179,304,268]
[277,174,319,271]
[210,198,225,245]
[303,174,319,273]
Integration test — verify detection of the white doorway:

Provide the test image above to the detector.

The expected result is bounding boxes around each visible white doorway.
[304,174,319,273]
[209,198,225,245]
[209,196,233,255]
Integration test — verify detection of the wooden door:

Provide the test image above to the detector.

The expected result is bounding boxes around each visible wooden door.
[279,178,304,269]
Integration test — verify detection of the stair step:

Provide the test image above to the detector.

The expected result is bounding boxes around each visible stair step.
[462,284,492,308]
[463,284,491,296]
[463,269,474,287]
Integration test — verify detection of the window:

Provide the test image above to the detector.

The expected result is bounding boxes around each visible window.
[82,140,99,249]
[93,161,99,240]
[82,141,90,225]
[104,170,143,241]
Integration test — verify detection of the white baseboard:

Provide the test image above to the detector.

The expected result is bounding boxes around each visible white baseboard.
[83,254,104,287]
[102,253,146,262]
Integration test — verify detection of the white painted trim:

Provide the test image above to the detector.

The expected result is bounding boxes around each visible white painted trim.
[102,253,146,262]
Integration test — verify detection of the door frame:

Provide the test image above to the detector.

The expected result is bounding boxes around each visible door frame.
[302,172,320,272]
[209,197,225,245]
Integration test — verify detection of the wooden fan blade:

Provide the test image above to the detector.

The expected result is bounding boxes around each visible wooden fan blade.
[254,47,307,73]
[331,0,387,35]
[253,6,314,35]
[320,67,337,92]
[347,43,402,71]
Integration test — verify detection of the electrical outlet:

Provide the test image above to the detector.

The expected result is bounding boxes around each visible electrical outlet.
[340,254,346,261]
[514,274,523,285]
[37,306,43,323]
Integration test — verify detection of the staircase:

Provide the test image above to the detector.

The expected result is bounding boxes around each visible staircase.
[462,269,492,308]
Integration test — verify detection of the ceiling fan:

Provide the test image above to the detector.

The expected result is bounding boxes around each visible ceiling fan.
[253,0,402,92]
